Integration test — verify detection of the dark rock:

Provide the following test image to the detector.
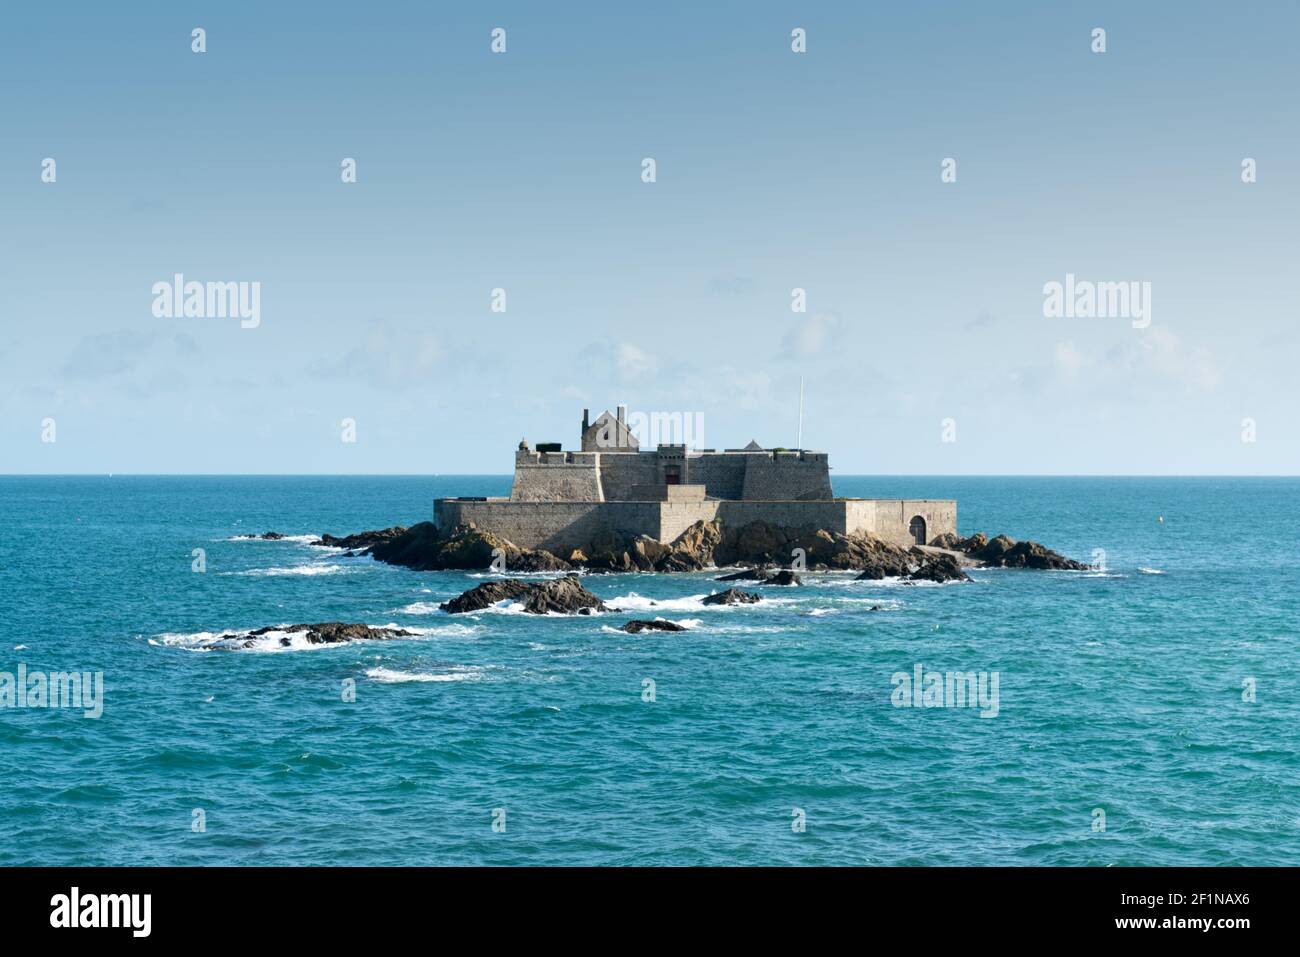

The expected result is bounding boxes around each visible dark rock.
[226,622,416,649]
[507,549,572,573]
[853,548,914,580]
[939,531,1086,570]
[701,588,762,606]
[762,569,802,586]
[655,520,724,572]
[907,553,971,583]
[438,579,533,614]
[440,575,607,615]
[715,565,799,584]
[973,537,1088,570]
[344,523,571,573]
[313,526,409,550]
[521,576,608,615]
[318,516,1084,579]
[621,619,687,634]
[715,566,775,581]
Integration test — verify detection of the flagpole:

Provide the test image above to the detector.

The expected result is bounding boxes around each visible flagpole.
[797,376,804,450]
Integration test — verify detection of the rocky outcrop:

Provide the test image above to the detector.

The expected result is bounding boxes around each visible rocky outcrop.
[973,535,1088,570]
[851,546,972,582]
[621,619,687,634]
[440,575,607,615]
[763,569,801,586]
[312,526,409,550]
[933,531,1088,570]
[239,531,287,540]
[654,521,725,572]
[227,622,416,648]
[906,553,971,583]
[345,523,571,572]
[701,588,762,606]
[322,518,1084,578]
[716,566,801,585]
[715,567,773,582]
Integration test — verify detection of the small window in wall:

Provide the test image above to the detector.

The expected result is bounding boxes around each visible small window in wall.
[664,466,681,485]
[909,515,927,545]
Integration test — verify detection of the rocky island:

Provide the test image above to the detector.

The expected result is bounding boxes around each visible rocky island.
[288,406,1088,587]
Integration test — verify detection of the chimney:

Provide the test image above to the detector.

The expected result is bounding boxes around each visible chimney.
[616,404,626,429]
[582,408,589,431]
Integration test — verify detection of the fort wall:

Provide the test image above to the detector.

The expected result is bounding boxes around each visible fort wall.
[436,497,958,551]
[435,499,661,555]
[509,447,833,503]
[510,451,604,502]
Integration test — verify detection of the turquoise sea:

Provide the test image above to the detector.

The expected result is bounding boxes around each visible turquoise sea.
[0,476,1295,866]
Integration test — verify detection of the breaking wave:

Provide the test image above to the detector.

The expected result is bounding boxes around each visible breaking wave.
[148,622,477,653]
[365,665,488,683]
[224,564,352,577]
[604,592,792,613]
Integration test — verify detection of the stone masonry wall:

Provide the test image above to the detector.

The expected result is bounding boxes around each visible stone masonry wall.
[738,451,833,501]
[435,499,661,554]
[513,448,834,503]
[437,497,957,551]
[510,451,604,502]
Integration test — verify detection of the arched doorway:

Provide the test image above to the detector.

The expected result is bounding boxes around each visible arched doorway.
[909,515,927,546]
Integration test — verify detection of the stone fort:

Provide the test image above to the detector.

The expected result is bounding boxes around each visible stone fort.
[434,407,956,553]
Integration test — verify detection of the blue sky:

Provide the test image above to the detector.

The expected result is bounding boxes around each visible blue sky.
[2,1,1297,474]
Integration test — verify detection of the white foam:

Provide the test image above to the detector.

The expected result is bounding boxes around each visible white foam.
[150,622,475,653]
[151,628,323,653]
[226,533,320,544]
[13,644,28,651]
[1137,567,1165,575]
[225,564,352,577]
[704,624,794,635]
[365,665,486,683]
[383,623,480,639]
[600,616,701,635]
[605,592,788,613]
[394,601,443,614]
[465,570,577,580]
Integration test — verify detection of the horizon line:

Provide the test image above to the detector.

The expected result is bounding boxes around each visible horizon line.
[3,473,1299,480]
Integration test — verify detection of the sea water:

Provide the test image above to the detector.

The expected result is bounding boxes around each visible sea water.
[0,475,1296,865]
